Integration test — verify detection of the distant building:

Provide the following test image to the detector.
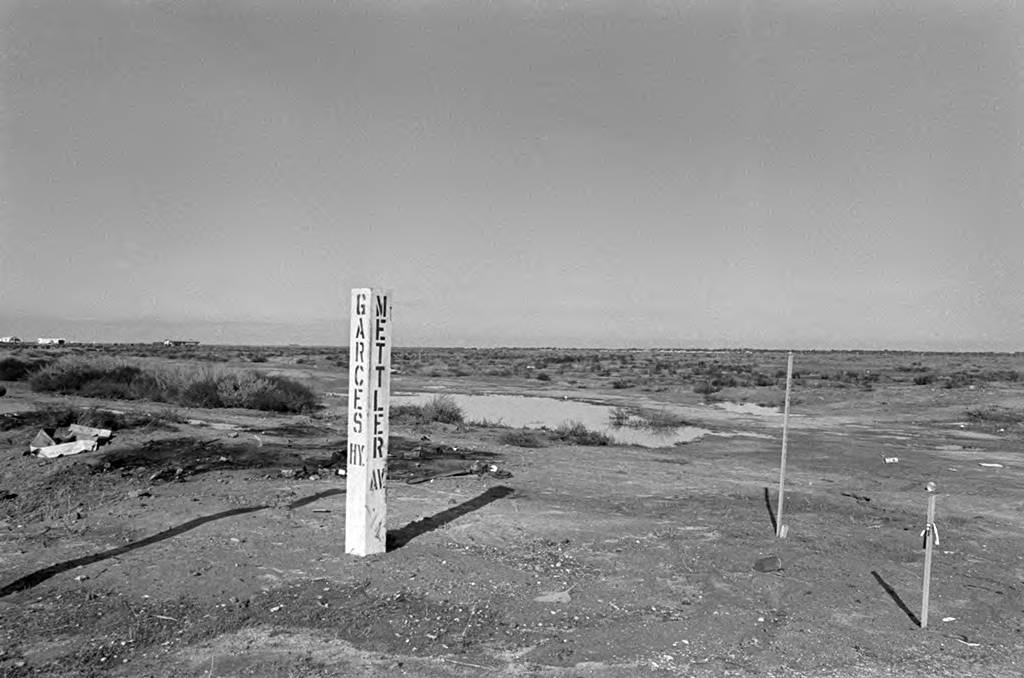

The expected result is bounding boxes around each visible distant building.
[0,336,21,343]
[37,338,67,345]
[162,340,200,346]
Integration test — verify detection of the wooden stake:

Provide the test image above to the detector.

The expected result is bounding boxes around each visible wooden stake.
[776,351,794,537]
[921,484,938,629]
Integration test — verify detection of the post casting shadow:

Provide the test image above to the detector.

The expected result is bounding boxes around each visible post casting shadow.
[0,489,343,598]
[871,570,921,627]
[763,487,778,535]
[387,485,514,551]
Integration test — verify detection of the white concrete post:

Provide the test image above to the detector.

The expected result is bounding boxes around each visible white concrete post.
[345,288,392,556]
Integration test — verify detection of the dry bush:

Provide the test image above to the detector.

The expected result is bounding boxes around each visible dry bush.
[28,356,316,413]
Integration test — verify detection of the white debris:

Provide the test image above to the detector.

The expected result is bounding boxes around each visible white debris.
[35,439,98,459]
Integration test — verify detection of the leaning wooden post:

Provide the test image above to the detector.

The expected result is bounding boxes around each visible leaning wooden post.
[345,288,393,556]
[775,351,794,538]
[920,482,939,628]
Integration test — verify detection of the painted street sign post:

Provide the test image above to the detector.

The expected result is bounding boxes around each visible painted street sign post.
[345,288,392,556]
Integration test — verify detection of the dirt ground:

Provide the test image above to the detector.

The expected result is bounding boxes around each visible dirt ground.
[1,349,1023,677]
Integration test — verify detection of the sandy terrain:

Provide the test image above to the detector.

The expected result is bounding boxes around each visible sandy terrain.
[1,347,1023,677]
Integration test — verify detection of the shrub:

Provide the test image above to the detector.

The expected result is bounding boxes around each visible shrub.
[28,356,316,413]
[553,421,611,446]
[498,429,546,447]
[420,395,464,424]
[390,404,426,425]
[205,371,317,413]
[609,407,631,427]
[180,378,224,408]
[693,380,722,395]
[0,357,46,381]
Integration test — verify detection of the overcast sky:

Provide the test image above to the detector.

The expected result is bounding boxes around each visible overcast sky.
[1,1,1021,349]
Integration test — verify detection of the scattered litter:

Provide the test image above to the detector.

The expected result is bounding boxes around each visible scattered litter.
[406,461,513,484]
[956,636,980,647]
[127,489,152,499]
[68,424,112,441]
[942,617,956,622]
[979,463,1004,468]
[29,430,57,450]
[312,508,331,513]
[335,468,346,477]
[883,457,899,464]
[29,424,112,458]
[753,555,783,573]
[148,467,186,483]
[840,492,871,503]
[324,391,345,397]
[153,615,178,622]
[279,466,322,480]
[534,586,574,604]
[269,605,283,613]
[34,439,98,459]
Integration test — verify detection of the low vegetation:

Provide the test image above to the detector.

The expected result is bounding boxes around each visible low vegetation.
[498,429,546,447]
[552,421,611,446]
[390,395,465,425]
[965,406,1024,425]
[609,407,694,430]
[26,356,317,413]
[0,404,182,433]
[0,356,52,381]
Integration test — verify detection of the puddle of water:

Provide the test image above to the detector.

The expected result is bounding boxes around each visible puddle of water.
[714,402,782,416]
[392,393,710,447]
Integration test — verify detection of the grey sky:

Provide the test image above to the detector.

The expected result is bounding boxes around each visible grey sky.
[1,1,1021,349]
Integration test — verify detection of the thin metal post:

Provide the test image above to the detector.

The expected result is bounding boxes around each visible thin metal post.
[776,351,794,537]
[921,486,938,628]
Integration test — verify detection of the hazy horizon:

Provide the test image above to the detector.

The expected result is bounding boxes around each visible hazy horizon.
[3,2,1022,352]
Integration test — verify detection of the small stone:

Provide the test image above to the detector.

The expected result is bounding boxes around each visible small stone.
[753,555,783,572]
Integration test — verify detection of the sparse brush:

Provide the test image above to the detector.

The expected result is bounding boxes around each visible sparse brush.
[552,421,610,446]
[0,356,51,381]
[498,429,546,447]
[27,355,316,413]
[390,404,427,425]
[608,407,631,427]
[420,395,464,424]
[965,407,1024,425]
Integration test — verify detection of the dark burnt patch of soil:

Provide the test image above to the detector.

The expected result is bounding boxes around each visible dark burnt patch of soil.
[1,579,515,677]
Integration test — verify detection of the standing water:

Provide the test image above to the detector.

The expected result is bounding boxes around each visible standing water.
[392,393,710,447]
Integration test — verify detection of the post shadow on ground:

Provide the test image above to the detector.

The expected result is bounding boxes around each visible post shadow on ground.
[0,489,344,598]
[871,570,921,627]
[763,487,778,535]
[387,485,514,551]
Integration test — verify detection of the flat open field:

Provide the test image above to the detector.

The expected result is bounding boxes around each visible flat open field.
[1,345,1023,677]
